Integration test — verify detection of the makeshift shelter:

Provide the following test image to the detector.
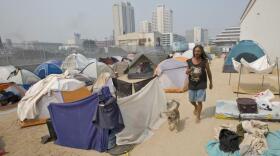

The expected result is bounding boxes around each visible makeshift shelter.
[223,40,266,73]
[231,55,279,96]
[182,50,193,59]
[61,53,91,71]
[81,61,114,80]
[0,66,40,89]
[34,61,63,79]
[155,58,188,93]
[125,53,168,79]
[17,73,86,123]
[48,86,124,152]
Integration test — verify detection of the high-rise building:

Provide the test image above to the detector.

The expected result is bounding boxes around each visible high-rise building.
[185,27,208,44]
[185,30,194,43]
[152,4,173,33]
[112,2,135,41]
[140,20,152,33]
[0,36,3,49]
[194,27,208,44]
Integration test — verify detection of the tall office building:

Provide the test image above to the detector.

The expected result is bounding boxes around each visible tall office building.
[112,2,135,41]
[185,27,208,44]
[140,20,152,33]
[152,4,173,33]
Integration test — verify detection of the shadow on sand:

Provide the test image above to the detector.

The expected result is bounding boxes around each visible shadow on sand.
[177,116,189,132]
[201,106,216,119]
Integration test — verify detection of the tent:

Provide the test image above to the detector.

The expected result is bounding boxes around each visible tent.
[61,53,91,71]
[223,40,266,73]
[155,58,188,93]
[45,60,62,67]
[0,66,40,89]
[34,61,63,79]
[17,73,86,122]
[125,53,168,79]
[81,61,114,80]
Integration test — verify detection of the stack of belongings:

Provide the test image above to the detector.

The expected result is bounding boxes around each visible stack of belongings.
[0,82,25,107]
[206,120,280,156]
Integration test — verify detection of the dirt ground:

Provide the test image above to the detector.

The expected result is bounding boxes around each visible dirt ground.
[1,58,280,156]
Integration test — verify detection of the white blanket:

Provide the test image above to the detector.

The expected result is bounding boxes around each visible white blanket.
[116,78,167,145]
[17,73,85,121]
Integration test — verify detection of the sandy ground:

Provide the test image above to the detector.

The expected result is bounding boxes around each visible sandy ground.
[1,58,280,156]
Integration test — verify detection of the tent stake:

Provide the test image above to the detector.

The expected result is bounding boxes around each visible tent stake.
[237,64,242,97]
[277,57,280,97]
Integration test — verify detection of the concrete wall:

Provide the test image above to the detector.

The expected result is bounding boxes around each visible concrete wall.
[240,0,280,60]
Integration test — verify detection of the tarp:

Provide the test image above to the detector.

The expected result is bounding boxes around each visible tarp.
[34,62,63,79]
[206,130,280,156]
[116,78,167,145]
[232,55,276,74]
[48,87,123,152]
[155,58,188,93]
[215,100,280,121]
[17,73,85,121]
[48,93,109,152]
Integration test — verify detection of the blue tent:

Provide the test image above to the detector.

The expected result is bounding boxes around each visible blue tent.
[223,40,265,73]
[34,61,63,79]
[45,60,62,67]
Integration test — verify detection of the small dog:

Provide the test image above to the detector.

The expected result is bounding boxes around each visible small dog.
[165,100,180,132]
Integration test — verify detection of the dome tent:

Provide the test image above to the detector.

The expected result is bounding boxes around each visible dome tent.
[34,60,63,79]
[0,66,40,89]
[61,53,91,71]
[81,61,114,80]
[155,58,188,93]
[223,40,266,73]
[45,60,62,67]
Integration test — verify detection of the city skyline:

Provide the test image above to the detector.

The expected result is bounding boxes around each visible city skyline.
[0,0,249,43]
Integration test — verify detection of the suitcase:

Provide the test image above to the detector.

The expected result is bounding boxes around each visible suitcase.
[236,98,258,114]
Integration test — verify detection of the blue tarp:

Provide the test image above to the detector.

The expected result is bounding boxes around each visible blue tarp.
[206,130,280,156]
[34,62,62,79]
[223,40,265,73]
[48,87,112,152]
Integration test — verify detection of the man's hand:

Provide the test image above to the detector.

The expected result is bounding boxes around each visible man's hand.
[209,82,213,90]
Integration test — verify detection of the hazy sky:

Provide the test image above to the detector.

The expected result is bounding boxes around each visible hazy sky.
[0,0,249,43]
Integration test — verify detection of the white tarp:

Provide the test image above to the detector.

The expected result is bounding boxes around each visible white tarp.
[155,58,188,91]
[17,73,85,121]
[116,78,167,145]
[61,53,91,71]
[232,55,276,74]
[182,50,193,59]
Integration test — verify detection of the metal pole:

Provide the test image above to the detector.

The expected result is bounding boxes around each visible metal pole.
[261,75,265,89]
[276,57,280,97]
[229,72,232,85]
[237,64,242,97]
